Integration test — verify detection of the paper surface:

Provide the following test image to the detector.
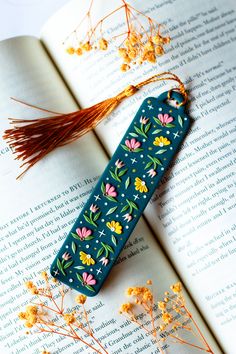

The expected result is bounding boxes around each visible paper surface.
[41,0,236,352]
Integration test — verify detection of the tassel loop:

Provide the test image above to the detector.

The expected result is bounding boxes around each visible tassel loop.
[3,71,188,178]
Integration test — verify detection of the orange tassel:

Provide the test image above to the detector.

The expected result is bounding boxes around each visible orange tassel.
[3,72,187,178]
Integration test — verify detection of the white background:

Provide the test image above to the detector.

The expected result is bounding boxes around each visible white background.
[0,0,69,40]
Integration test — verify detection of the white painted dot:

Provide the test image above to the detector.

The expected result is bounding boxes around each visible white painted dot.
[159,108,163,111]
[106,177,109,180]
[69,278,73,283]
[104,202,108,206]
[161,167,164,171]
[184,117,187,120]
[125,153,128,157]
[116,214,119,218]
[170,147,173,150]
[86,245,90,249]
[166,131,170,134]
[90,268,93,272]
[140,154,144,158]
[125,225,129,229]
[143,139,146,142]
[96,240,99,243]
[143,195,147,199]
[142,175,146,178]
[101,219,105,222]
[121,193,125,197]
[142,109,145,112]
[80,221,82,224]
[65,245,69,249]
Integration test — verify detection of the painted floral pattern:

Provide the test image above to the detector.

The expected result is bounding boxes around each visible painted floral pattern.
[134,177,148,193]
[51,96,190,295]
[106,220,123,234]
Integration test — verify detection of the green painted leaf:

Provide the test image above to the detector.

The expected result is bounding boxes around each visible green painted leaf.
[112,235,117,246]
[76,273,83,283]
[144,161,153,170]
[106,196,117,202]
[57,258,65,275]
[121,204,129,213]
[155,149,167,155]
[106,206,118,215]
[96,247,104,258]
[125,176,131,189]
[133,148,143,153]
[129,132,138,137]
[178,115,183,128]
[72,241,76,254]
[121,144,129,151]
[101,182,105,194]
[144,122,151,133]
[166,123,175,128]
[118,168,128,177]
[94,211,101,221]
[153,117,162,125]
[64,260,74,269]
[84,214,97,227]
[85,235,94,241]
[86,285,95,292]
[130,201,138,210]
[152,129,162,134]
[71,232,80,240]
[74,266,85,270]
[110,170,120,182]
[134,126,143,135]
[106,244,114,253]
[153,157,162,165]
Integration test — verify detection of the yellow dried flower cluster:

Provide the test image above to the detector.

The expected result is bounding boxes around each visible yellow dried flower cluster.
[120,280,213,353]
[64,313,76,325]
[64,0,170,72]
[75,294,87,304]
[25,281,39,295]
[119,30,170,72]
[126,286,153,302]
[18,305,39,328]
[18,271,108,353]
[119,302,133,314]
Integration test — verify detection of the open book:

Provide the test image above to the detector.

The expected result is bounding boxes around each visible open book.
[0,0,235,353]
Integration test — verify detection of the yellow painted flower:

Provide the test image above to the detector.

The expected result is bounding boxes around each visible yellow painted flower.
[153,136,171,147]
[134,177,148,193]
[106,220,122,234]
[79,251,95,266]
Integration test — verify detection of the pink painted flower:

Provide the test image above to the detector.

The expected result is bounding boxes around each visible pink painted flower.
[90,204,99,213]
[99,257,109,266]
[140,116,149,124]
[158,113,173,126]
[104,183,117,197]
[62,252,71,261]
[75,227,92,240]
[82,272,96,286]
[115,159,125,169]
[125,138,141,151]
[123,213,132,222]
[147,169,157,178]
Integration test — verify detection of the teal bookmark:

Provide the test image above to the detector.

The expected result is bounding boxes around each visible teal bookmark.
[51,91,190,296]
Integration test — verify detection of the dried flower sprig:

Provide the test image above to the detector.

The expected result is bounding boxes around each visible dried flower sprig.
[19,272,109,354]
[119,280,214,353]
[64,0,170,71]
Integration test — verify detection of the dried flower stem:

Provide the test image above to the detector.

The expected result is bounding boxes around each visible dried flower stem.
[19,272,108,354]
[120,281,214,354]
[64,0,170,71]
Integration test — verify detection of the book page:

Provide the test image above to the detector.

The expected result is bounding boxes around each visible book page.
[0,37,220,354]
[41,0,236,352]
